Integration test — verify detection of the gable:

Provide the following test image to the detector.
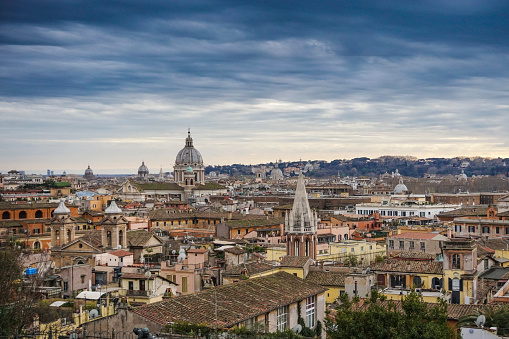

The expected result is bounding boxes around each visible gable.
[60,239,102,253]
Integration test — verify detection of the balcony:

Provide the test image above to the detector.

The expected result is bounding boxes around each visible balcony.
[126,290,148,297]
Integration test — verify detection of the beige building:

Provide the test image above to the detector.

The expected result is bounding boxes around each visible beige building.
[386,232,448,256]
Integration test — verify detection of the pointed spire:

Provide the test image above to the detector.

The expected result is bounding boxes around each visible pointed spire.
[286,172,316,233]
[105,200,122,214]
[54,200,70,214]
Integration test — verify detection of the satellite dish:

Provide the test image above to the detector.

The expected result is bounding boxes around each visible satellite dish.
[475,314,486,328]
[292,324,302,334]
[171,250,176,255]
[89,309,99,319]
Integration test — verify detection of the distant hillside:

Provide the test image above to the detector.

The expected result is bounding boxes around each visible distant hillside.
[206,156,509,179]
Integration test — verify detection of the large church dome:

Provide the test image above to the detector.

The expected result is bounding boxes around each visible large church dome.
[174,129,205,186]
[175,130,203,165]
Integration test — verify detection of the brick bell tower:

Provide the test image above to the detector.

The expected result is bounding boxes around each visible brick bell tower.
[285,172,318,259]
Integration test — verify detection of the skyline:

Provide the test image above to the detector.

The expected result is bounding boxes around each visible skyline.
[2,1,509,172]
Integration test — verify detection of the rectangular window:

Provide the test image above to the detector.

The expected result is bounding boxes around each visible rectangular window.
[389,240,394,249]
[63,281,68,291]
[454,225,461,232]
[496,227,500,234]
[468,226,476,233]
[277,305,288,332]
[409,241,414,250]
[306,296,316,328]
[420,242,425,252]
[483,226,490,234]
[399,241,404,250]
[128,281,134,290]
[182,276,188,293]
[420,212,425,217]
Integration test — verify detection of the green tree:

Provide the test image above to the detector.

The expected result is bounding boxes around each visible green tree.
[325,290,456,339]
[455,306,509,336]
[344,253,358,267]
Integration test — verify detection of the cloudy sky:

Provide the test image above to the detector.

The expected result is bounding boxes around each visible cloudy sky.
[2,1,509,174]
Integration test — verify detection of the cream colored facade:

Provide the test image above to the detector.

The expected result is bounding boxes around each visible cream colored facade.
[317,240,385,265]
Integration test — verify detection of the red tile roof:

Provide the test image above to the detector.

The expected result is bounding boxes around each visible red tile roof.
[280,256,312,267]
[370,259,443,274]
[108,249,133,257]
[132,271,326,328]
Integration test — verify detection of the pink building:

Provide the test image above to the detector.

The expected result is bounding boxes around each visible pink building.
[160,248,214,295]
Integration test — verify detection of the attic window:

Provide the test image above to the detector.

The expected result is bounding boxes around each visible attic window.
[79,243,83,248]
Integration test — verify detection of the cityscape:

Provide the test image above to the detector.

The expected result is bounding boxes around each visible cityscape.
[3,1,509,339]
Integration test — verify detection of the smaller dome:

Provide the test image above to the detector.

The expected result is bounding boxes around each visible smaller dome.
[138,161,149,176]
[105,200,122,214]
[54,201,70,214]
[186,166,194,172]
[394,179,408,194]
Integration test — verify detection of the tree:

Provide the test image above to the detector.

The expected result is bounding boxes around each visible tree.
[0,248,53,336]
[325,290,456,339]
[344,253,358,267]
[455,306,509,336]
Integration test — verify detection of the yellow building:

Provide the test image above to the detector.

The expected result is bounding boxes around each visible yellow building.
[370,258,443,302]
[442,239,479,305]
[306,270,347,303]
[317,240,385,265]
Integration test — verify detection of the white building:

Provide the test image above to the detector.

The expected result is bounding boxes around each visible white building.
[355,203,461,219]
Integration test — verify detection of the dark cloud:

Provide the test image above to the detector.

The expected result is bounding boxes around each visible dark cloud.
[2,1,509,171]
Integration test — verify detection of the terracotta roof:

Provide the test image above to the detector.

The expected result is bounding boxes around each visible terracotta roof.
[78,230,103,248]
[390,232,445,240]
[306,271,347,287]
[0,220,23,227]
[477,237,509,251]
[127,230,161,247]
[223,261,274,276]
[224,247,246,255]
[280,256,312,268]
[132,272,326,328]
[187,249,208,254]
[224,217,284,229]
[394,252,436,260]
[108,249,133,257]
[149,209,228,221]
[370,259,443,274]
[438,206,489,218]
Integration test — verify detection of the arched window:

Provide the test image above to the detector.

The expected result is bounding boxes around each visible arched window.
[2,211,10,220]
[19,211,27,219]
[33,241,41,250]
[107,231,112,247]
[295,239,300,256]
[55,230,60,246]
[452,254,460,269]
[35,210,43,218]
[119,230,124,247]
[413,276,422,288]
[67,229,72,243]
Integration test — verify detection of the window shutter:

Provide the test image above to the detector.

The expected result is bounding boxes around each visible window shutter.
[448,278,452,291]
[460,279,464,291]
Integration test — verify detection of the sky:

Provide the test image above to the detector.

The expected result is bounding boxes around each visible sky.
[2,1,509,174]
